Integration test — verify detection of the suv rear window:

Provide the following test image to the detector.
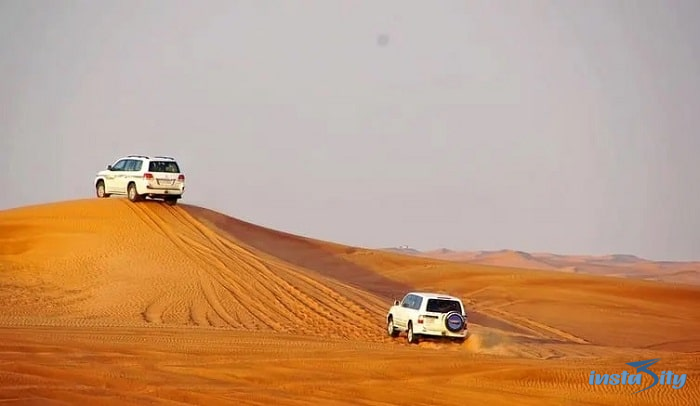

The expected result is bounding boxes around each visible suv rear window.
[149,161,180,173]
[426,299,462,314]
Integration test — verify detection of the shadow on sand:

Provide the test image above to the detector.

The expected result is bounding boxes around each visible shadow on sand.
[181,204,417,301]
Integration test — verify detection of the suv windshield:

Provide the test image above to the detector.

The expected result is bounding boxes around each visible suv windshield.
[426,299,462,314]
[149,161,180,173]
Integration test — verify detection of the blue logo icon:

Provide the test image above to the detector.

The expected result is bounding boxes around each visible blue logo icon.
[589,359,687,393]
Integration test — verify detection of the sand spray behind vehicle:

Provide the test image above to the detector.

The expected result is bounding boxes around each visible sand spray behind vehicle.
[463,329,516,356]
[415,326,516,356]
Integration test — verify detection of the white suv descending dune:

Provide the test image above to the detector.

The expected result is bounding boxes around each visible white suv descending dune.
[386,292,468,344]
[94,155,186,205]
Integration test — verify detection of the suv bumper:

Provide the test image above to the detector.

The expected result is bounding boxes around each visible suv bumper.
[137,181,185,197]
[418,328,468,339]
[144,190,183,198]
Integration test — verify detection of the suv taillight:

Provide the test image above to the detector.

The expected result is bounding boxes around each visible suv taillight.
[178,174,185,182]
[143,173,153,180]
[417,315,424,324]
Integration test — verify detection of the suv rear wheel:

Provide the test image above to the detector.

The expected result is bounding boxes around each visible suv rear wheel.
[407,321,419,344]
[127,183,141,202]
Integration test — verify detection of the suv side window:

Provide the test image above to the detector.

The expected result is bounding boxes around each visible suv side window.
[401,294,422,310]
[124,159,143,172]
[111,160,127,171]
[412,295,423,310]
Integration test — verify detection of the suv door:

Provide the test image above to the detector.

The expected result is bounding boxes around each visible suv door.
[405,295,422,326]
[393,294,408,328]
[396,294,418,328]
[105,159,128,193]
[122,159,142,191]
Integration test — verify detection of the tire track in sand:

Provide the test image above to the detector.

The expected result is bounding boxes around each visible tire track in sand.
[125,201,265,329]
[170,208,388,337]
[170,205,384,320]
[161,207,356,333]
[177,233,379,336]
[124,200,386,340]
[481,307,589,345]
[167,204,386,338]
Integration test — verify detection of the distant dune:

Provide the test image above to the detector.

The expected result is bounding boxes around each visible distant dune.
[1,199,699,405]
[385,247,700,286]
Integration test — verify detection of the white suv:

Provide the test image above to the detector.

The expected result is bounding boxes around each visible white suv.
[386,292,468,344]
[94,155,186,205]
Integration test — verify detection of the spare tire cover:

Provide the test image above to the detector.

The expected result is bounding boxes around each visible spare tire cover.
[445,312,465,332]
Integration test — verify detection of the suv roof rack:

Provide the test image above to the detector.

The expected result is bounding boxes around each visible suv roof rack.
[152,156,175,160]
[127,155,149,159]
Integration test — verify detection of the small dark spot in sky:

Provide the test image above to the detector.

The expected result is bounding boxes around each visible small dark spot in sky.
[377,34,389,46]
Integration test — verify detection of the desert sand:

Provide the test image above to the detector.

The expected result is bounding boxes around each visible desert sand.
[1,198,699,405]
[389,248,700,286]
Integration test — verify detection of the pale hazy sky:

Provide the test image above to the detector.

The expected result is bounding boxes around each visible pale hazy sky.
[2,1,699,261]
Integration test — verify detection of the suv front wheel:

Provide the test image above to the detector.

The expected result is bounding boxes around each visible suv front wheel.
[96,181,109,198]
[386,316,399,338]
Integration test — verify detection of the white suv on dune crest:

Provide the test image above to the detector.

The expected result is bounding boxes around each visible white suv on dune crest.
[94,155,186,205]
[386,292,468,344]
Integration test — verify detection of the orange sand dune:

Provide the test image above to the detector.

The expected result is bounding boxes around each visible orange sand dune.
[1,198,699,405]
[409,249,700,285]
[0,199,385,338]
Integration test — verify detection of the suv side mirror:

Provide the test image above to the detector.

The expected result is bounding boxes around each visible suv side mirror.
[393,299,400,306]
[107,165,112,170]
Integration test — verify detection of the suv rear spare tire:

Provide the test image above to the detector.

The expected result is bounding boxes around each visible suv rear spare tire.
[444,311,465,333]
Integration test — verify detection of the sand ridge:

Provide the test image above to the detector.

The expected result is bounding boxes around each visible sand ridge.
[395,248,700,285]
[1,198,699,405]
[0,199,388,340]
